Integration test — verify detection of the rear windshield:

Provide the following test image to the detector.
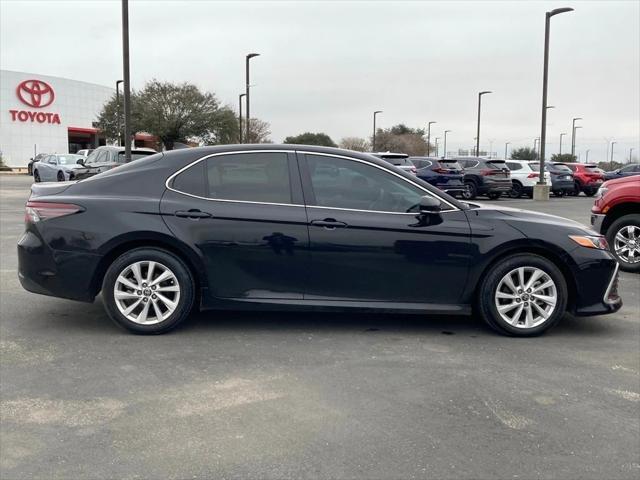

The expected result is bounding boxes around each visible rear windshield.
[117,151,156,162]
[384,157,413,166]
[585,166,601,172]
[485,160,507,169]
[544,163,572,172]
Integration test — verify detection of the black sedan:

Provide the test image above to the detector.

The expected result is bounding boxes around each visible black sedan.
[18,145,621,336]
[409,157,466,196]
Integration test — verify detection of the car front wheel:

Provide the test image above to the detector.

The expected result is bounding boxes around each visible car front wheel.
[102,248,195,334]
[606,215,640,273]
[462,182,477,200]
[478,254,567,336]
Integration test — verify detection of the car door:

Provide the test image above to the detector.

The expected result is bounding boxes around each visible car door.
[41,155,57,181]
[160,150,310,301]
[299,152,472,305]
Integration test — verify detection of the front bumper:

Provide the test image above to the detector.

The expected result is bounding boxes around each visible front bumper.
[570,248,622,316]
[18,229,101,303]
[590,213,606,234]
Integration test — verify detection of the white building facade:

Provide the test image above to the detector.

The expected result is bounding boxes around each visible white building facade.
[0,70,115,167]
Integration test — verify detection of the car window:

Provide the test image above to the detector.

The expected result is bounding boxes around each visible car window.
[461,159,479,169]
[56,155,80,165]
[620,164,636,173]
[411,159,431,169]
[84,150,100,164]
[171,161,206,197]
[306,154,426,213]
[117,151,155,163]
[47,155,57,164]
[506,162,522,171]
[206,152,292,204]
[485,160,508,170]
[439,160,462,170]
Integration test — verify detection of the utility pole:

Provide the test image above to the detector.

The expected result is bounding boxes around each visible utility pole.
[121,0,132,161]
[426,121,436,156]
[504,142,510,160]
[571,117,582,157]
[245,53,260,143]
[372,111,382,151]
[238,93,246,143]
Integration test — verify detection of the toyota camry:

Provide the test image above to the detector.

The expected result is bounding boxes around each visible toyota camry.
[18,145,622,335]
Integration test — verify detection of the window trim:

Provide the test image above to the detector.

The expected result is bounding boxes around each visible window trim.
[166,149,458,213]
[166,150,305,208]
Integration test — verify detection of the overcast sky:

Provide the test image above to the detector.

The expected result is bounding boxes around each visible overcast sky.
[2,0,639,160]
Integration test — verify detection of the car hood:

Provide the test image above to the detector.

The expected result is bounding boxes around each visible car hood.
[603,175,640,187]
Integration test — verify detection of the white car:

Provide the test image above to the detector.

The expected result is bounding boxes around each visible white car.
[505,160,551,198]
[76,149,94,157]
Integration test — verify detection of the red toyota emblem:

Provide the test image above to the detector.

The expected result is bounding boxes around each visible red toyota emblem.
[16,79,55,108]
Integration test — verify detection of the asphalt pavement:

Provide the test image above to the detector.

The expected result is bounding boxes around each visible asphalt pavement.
[1,174,638,479]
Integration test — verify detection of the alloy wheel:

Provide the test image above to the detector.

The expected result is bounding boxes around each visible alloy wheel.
[494,266,557,329]
[614,225,640,264]
[113,261,181,325]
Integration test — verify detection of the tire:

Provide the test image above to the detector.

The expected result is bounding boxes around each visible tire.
[33,170,41,183]
[57,171,65,182]
[584,189,596,197]
[478,254,568,336]
[102,248,195,334]
[571,181,581,196]
[553,190,566,198]
[462,181,477,200]
[487,192,502,200]
[28,164,33,176]
[606,214,640,273]
[509,181,523,199]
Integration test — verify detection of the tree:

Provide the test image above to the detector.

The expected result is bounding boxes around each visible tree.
[551,153,577,162]
[95,79,239,150]
[510,147,537,160]
[339,137,370,152]
[246,118,272,144]
[373,124,430,156]
[283,132,337,147]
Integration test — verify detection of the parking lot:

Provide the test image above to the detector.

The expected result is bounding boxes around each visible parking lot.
[1,174,638,479]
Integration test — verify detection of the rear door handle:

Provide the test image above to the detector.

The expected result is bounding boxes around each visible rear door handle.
[175,209,212,219]
[310,219,348,229]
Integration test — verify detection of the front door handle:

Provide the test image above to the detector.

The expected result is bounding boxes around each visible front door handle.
[310,219,348,229]
[175,209,212,219]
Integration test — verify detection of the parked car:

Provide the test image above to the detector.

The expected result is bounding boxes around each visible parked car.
[535,162,576,197]
[76,149,94,158]
[560,163,604,196]
[33,154,86,182]
[27,153,48,176]
[455,157,512,200]
[371,152,417,175]
[73,146,156,180]
[505,160,551,198]
[591,176,640,272]
[409,157,466,196]
[604,163,640,181]
[18,145,621,336]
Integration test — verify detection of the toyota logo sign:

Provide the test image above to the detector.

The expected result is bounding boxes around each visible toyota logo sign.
[16,79,55,108]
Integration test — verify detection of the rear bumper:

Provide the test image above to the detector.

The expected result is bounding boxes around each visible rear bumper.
[17,229,101,303]
[551,179,575,192]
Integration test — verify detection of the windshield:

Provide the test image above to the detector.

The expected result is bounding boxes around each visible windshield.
[56,155,82,165]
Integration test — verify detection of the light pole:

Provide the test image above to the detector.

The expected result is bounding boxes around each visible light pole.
[372,111,382,151]
[435,137,441,157]
[630,147,636,163]
[610,141,617,169]
[121,0,132,160]
[537,7,574,199]
[504,142,510,160]
[571,117,582,157]
[476,91,492,161]
[443,130,451,159]
[534,138,540,159]
[245,53,260,143]
[426,121,436,156]
[115,80,123,146]
[238,93,246,143]
[559,133,567,155]
[585,149,590,162]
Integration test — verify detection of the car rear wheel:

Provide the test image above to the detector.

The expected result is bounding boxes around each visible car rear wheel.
[606,215,640,273]
[102,248,195,334]
[33,170,41,183]
[553,190,566,197]
[478,254,567,336]
[462,182,477,200]
[57,171,65,182]
[509,181,523,199]
[584,189,596,197]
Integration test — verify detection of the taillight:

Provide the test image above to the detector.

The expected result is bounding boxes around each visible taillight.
[25,201,83,223]
[481,169,499,176]
[411,167,417,174]
[527,173,540,178]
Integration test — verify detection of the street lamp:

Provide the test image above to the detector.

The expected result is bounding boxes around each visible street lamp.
[372,111,383,151]
[238,93,246,143]
[121,0,132,161]
[504,141,510,160]
[435,137,441,157]
[571,117,582,157]
[476,91,492,159]
[537,7,574,198]
[443,130,451,159]
[534,138,540,159]
[630,147,636,163]
[559,133,567,155]
[585,149,590,163]
[245,53,260,143]
[426,121,436,156]
[115,80,123,146]
[610,141,617,169]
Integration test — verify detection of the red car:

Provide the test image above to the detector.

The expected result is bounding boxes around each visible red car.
[591,176,640,272]
[562,163,605,196]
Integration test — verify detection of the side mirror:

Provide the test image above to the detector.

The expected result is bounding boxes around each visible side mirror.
[76,158,85,165]
[419,196,441,214]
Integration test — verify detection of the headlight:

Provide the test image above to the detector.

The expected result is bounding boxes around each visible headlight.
[569,235,609,250]
[596,186,608,198]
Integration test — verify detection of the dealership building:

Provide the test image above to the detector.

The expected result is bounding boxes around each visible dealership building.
[0,69,116,168]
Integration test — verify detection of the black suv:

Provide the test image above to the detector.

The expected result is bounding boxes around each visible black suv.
[455,157,512,200]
